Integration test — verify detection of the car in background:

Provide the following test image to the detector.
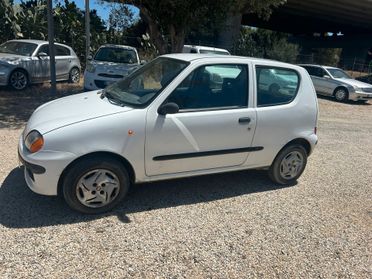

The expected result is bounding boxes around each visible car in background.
[84,44,142,91]
[0,39,81,90]
[182,45,230,55]
[19,54,318,213]
[299,64,372,102]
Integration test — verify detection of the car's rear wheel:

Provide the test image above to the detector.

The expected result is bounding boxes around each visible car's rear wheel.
[268,145,307,185]
[62,157,130,214]
[68,67,80,83]
[334,88,348,102]
[9,69,28,90]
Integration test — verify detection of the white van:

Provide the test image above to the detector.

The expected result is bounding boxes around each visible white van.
[182,45,230,55]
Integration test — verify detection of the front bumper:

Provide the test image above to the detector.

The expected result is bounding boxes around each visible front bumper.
[0,70,9,86]
[83,71,124,91]
[349,91,372,101]
[18,136,77,196]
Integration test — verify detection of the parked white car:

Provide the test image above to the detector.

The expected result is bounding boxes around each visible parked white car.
[84,44,141,90]
[182,45,230,55]
[19,54,318,214]
[299,64,372,102]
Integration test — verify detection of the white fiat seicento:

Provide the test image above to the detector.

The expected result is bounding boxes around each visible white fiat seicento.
[19,54,318,214]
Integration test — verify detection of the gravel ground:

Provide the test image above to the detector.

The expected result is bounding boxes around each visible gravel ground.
[0,92,371,278]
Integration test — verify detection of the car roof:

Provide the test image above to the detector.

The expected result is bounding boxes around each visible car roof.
[183,45,229,53]
[163,53,301,68]
[7,39,47,45]
[299,64,341,70]
[100,44,137,50]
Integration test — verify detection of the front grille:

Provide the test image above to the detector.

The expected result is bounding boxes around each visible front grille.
[98,73,124,79]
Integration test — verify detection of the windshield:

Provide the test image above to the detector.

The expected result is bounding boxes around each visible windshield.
[0,41,38,56]
[103,57,189,107]
[327,68,351,79]
[199,49,230,55]
[94,47,138,64]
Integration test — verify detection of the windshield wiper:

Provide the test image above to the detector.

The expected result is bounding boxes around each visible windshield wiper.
[101,90,126,107]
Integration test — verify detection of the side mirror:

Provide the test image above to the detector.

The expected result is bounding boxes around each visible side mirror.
[158,102,179,115]
[37,52,48,58]
[140,60,147,65]
[323,75,331,79]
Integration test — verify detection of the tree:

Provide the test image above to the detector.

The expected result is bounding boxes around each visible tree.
[17,0,47,40]
[234,27,300,63]
[0,0,22,42]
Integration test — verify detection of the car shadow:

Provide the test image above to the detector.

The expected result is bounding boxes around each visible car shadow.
[0,167,294,229]
[317,94,371,105]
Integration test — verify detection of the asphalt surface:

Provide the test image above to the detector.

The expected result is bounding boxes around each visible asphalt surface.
[0,96,371,278]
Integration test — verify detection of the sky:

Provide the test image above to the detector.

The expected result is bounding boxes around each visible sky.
[14,0,140,23]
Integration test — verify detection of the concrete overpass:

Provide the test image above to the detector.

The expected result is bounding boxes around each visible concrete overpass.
[242,0,372,35]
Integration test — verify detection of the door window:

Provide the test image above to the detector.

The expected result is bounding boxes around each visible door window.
[166,64,248,111]
[56,45,70,56]
[256,66,299,107]
[37,45,49,55]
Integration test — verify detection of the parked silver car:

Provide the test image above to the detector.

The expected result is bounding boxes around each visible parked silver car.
[0,39,81,90]
[84,44,141,91]
[299,64,372,102]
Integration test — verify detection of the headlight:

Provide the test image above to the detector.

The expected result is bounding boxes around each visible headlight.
[86,63,96,73]
[25,130,44,153]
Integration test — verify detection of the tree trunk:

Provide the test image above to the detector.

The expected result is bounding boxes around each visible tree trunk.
[217,12,242,52]
[169,25,185,53]
[139,7,168,54]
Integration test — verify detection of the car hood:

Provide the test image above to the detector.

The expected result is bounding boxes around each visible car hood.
[25,90,133,135]
[0,52,28,64]
[334,78,372,88]
[91,60,139,75]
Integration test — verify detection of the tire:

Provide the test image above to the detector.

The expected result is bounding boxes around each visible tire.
[62,156,130,214]
[334,88,348,102]
[68,67,80,83]
[268,145,307,185]
[9,69,29,90]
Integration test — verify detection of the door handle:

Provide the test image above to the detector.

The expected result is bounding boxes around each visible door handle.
[238,117,251,124]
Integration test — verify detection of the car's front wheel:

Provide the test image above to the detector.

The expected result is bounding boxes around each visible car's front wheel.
[268,145,307,185]
[62,156,130,214]
[9,69,29,90]
[334,88,348,102]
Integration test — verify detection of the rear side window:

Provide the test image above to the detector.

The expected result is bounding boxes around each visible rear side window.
[256,66,300,107]
[56,45,70,56]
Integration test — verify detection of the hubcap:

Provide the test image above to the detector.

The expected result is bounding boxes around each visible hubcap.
[335,90,346,100]
[76,169,120,208]
[10,71,27,89]
[279,151,304,180]
[71,69,80,83]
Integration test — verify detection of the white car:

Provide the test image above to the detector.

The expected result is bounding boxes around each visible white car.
[182,45,230,55]
[19,54,318,214]
[84,44,141,90]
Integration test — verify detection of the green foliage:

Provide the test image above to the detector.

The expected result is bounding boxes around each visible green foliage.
[17,0,47,40]
[313,48,342,66]
[234,27,299,63]
[0,0,21,40]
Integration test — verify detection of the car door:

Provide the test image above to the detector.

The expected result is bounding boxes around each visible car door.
[31,44,50,82]
[145,63,257,176]
[55,45,71,79]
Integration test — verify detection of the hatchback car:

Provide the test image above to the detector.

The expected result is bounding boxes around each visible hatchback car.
[84,44,141,90]
[19,54,318,214]
[299,64,372,102]
[0,39,81,90]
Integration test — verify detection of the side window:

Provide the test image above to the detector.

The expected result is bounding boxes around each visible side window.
[166,64,248,111]
[256,66,299,107]
[56,45,70,56]
[37,45,49,55]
